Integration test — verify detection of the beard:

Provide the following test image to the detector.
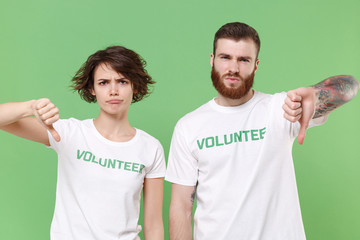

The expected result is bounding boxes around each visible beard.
[211,66,255,99]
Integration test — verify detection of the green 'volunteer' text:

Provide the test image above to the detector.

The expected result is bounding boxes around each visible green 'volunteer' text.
[197,127,266,150]
[76,150,145,174]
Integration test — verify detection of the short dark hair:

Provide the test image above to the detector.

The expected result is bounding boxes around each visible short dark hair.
[71,46,155,103]
[213,22,261,57]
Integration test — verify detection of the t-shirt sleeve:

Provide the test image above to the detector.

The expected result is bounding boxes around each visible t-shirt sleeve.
[165,121,198,186]
[145,140,166,178]
[47,119,69,152]
[275,92,327,139]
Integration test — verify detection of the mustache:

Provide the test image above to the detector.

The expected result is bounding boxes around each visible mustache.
[223,72,240,78]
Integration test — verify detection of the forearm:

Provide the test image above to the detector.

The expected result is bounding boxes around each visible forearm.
[0,100,35,127]
[143,178,165,240]
[169,207,193,240]
[143,223,164,240]
[312,75,359,118]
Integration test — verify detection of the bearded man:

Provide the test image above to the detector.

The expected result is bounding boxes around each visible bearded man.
[165,22,359,240]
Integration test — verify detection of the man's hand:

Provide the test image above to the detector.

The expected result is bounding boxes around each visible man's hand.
[32,98,61,142]
[283,87,317,145]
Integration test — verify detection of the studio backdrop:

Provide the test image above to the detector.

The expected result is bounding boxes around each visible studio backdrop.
[0,0,359,239]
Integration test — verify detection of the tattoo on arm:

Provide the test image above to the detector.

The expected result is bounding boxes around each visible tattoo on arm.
[312,75,359,118]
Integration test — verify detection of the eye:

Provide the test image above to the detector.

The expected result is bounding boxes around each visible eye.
[221,56,230,60]
[99,81,107,86]
[118,79,130,85]
[240,58,250,62]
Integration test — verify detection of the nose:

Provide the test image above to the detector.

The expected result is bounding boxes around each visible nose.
[110,82,119,96]
[228,60,239,74]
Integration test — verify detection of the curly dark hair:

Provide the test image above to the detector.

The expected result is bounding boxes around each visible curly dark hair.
[71,46,155,103]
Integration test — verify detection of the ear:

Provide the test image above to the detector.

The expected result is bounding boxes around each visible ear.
[254,59,260,73]
[210,53,214,67]
[131,82,138,94]
[90,88,96,96]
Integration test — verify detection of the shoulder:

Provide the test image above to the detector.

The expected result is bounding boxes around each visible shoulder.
[252,91,287,110]
[48,118,90,150]
[53,118,88,127]
[181,100,213,120]
[52,118,92,136]
[175,100,214,129]
[253,90,281,102]
[271,91,287,101]
[136,129,164,149]
[252,91,288,115]
[268,91,288,112]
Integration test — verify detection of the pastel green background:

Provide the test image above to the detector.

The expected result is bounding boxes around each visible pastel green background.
[0,0,359,239]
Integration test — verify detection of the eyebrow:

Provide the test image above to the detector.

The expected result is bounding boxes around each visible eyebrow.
[218,53,230,57]
[217,53,253,60]
[95,77,128,81]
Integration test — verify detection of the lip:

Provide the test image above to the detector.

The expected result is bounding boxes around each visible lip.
[106,99,123,104]
[225,77,240,83]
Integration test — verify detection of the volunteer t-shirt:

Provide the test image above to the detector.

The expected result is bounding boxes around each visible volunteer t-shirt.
[48,118,165,240]
[166,91,325,240]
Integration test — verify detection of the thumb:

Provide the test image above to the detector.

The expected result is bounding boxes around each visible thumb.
[297,100,314,145]
[297,120,308,145]
[293,87,316,145]
[48,124,61,142]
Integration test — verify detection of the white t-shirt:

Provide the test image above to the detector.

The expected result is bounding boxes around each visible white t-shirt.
[48,118,166,240]
[165,91,326,240]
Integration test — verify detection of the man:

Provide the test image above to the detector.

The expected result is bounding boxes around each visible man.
[165,22,359,240]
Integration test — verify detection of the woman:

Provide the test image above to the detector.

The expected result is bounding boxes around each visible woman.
[0,46,165,240]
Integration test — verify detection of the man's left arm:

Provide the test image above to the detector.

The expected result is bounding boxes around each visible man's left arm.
[283,75,360,144]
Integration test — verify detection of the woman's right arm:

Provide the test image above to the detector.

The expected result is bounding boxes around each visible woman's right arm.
[0,98,60,145]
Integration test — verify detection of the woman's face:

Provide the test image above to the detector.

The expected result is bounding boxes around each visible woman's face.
[91,63,133,116]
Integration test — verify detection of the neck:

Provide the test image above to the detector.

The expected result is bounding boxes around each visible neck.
[93,109,135,142]
[215,89,254,107]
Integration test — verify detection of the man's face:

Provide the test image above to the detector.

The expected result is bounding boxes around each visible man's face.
[211,38,259,99]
